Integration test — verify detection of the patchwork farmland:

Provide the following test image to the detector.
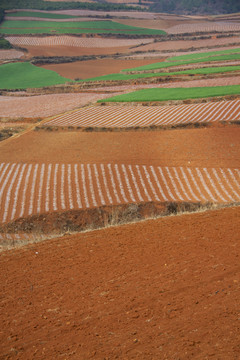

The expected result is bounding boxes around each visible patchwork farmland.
[44,99,240,128]
[0,162,239,224]
[1,5,240,360]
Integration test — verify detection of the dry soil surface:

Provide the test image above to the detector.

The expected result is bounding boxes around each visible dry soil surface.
[40,58,164,80]
[0,127,239,168]
[0,205,239,359]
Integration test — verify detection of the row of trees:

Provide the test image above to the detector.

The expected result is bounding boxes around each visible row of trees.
[149,0,240,14]
[1,0,142,12]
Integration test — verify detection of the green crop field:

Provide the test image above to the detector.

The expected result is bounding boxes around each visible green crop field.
[0,62,72,90]
[123,53,240,72]
[6,11,79,19]
[169,48,240,62]
[98,85,240,103]
[79,65,240,82]
[0,20,166,35]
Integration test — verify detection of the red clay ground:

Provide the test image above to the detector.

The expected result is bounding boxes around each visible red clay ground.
[0,205,239,359]
[39,58,164,80]
[0,127,239,168]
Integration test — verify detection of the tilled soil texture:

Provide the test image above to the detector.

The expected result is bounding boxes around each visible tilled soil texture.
[39,58,164,80]
[0,127,239,168]
[0,49,24,60]
[0,206,240,359]
[0,93,121,119]
[44,99,240,128]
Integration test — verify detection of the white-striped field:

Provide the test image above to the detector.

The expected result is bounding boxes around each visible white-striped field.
[44,100,240,128]
[0,162,239,223]
[167,22,240,34]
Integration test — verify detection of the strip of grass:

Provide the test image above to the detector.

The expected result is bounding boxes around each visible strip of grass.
[6,11,79,19]
[123,53,240,72]
[0,62,72,89]
[169,47,240,62]
[79,65,240,82]
[0,20,166,35]
[98,85,240,103]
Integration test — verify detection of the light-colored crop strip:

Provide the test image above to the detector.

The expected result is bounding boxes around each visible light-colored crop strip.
[100,164,113,204]
[121,164,136,202]
[136,165,152,202]
[11,164,26,220]
[128,165,144,202]
[68,164,74,209]
[53,164,59,211]
[150,166,168,201]
[74,164,82,209]
[212,168,234,201]
[203,168,227,202]
[196,168,217,202]
[114,164,128,203]
[93,164,106,205]
[107,164,121,204]
[143,165,160,201]
[61,164,66,210]
[81,164,90,208]
[180,167,200,201]
[220,168,240,200]
[29,164,39,216]
[2,164,20,223]
[87,164,97,207]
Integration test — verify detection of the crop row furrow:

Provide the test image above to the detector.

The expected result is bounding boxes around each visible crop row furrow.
[0,163,239,223]
[45,100,240,128]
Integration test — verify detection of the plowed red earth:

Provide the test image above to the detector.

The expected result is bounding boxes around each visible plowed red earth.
[40,58,163,80]
[0,205,239,359]
[0,127,239,168]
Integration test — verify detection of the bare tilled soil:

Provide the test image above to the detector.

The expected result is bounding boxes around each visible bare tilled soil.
[39,58,164,80]
[0,205,240,359]
[0,127,239,168]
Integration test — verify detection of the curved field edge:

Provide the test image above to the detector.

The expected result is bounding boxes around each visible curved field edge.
[0,20,166,36]
[99,85,240,102]
[0,62,72,89]
[123,53,240,73]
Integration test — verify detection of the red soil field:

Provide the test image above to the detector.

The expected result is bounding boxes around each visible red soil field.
[40,58,163,80]
[45,99,240,127]
[0,205,240,359]
[0,127,239,168]
[0,93,121,119]
[0,161,239,223]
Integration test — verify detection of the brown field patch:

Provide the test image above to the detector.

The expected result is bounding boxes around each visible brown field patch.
[0,205,240,358]
[39,58,164,80]
[0,126,239,168]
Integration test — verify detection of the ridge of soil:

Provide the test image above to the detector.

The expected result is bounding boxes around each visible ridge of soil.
[0,205,240,359]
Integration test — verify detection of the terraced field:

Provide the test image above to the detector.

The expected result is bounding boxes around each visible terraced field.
[45,100,240,128]
[6,35,153,48]
[0,162,239,223]
[167,22,240,34]
[0,49,24,60]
